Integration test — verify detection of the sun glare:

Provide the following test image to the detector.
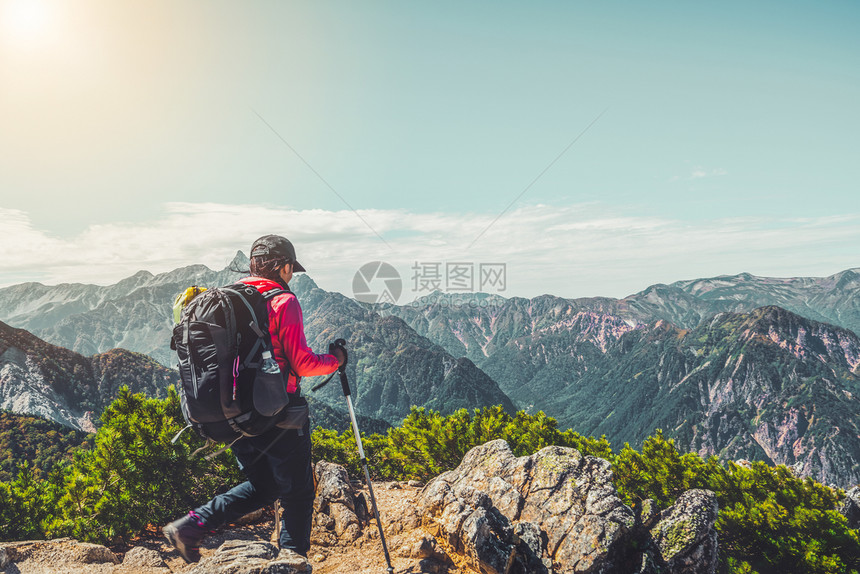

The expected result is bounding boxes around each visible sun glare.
[1,0,56,49]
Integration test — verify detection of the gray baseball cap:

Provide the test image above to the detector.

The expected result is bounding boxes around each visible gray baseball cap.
[249,235,306,272]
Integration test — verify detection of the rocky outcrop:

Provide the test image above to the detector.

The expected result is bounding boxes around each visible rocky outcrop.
[419,440,716,574]
[418,440,719,574]
[420,439,634,573]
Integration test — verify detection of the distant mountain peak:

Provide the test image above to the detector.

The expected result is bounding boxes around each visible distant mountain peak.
[289,273,318,293]
[114,269,155,291]
[228,250,250,270]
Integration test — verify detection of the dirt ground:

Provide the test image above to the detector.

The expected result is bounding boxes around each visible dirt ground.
[114,481,473,574]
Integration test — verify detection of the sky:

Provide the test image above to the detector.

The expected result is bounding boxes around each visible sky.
[1,0,858,300]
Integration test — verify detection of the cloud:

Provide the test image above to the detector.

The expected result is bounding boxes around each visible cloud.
[671,167,728,182]
[690,167,728,180]
[1,204,858,299]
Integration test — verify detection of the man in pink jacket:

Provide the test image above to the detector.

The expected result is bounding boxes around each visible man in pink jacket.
[164,235,344,562]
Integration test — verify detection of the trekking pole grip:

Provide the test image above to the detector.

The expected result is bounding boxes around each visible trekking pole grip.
[311,339,349,393]
[333,339,351,397]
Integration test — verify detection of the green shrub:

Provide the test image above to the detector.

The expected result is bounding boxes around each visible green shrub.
[0,387,240,544]
[613,431,860,574]
[311,405,612,482]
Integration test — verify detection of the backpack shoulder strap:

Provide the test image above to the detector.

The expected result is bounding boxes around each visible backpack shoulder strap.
[262,288,288,301]
[222,287,261,327]
[259,287,301,384]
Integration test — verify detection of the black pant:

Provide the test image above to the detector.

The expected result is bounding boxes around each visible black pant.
[192,420,315,556]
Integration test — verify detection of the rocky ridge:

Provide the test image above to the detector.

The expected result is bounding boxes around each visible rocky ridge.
[413,440,717,574]
[624,268,860,337]
[0,441,719,574]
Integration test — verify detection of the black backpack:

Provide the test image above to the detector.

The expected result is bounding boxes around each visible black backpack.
[171,283,293,442]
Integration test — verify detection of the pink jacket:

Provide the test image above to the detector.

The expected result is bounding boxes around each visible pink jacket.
[240,277,339,393]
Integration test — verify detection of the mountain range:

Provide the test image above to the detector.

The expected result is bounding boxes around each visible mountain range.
[1,261,858,485]
[0,253,513,427]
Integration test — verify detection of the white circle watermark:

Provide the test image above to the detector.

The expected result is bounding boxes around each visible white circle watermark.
[352,261,403,304]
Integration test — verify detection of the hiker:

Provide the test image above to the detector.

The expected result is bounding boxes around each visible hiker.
[164,234,345,562]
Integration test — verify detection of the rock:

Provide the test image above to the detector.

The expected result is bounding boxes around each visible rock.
[512,521,546,573]
[0,539,120,573]
[353,492,370,525]
[650,489,719,574]
[386,501,422,536]
[0,546,7,569]
[310,529,339,548]
[72,541,121,564]
[272,548,313,572]
[315,512,335,530]
[391,531,454,574]
[122,546,166,568]
[315,462,357,513]
[838,486,860,529]
[394,531,450,562]
[419,439,636,573]
[330,502,362,542]
[313,461,368,545]
[187,540,310,574]
[410,533,444,560]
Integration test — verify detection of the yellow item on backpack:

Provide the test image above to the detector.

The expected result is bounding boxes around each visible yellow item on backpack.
[173,286,207,324]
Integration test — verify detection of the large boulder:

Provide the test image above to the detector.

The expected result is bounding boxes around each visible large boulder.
[650,489,719,574]
[419,439,637,573]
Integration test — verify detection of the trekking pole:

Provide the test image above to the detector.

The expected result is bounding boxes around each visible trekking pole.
[273,500,281,544]
[312,339,394,574]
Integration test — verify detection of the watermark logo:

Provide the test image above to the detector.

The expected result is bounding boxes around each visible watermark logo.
[352,261,403,304]
[412,262,506,293]
[353,260,508,307]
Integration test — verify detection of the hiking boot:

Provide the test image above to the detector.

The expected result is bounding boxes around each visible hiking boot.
[163,512,207,563]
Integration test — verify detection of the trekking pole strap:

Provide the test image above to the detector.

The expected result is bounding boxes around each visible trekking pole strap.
[310,371,337,392]
[204,435,243,460]
[171,424,192,444]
